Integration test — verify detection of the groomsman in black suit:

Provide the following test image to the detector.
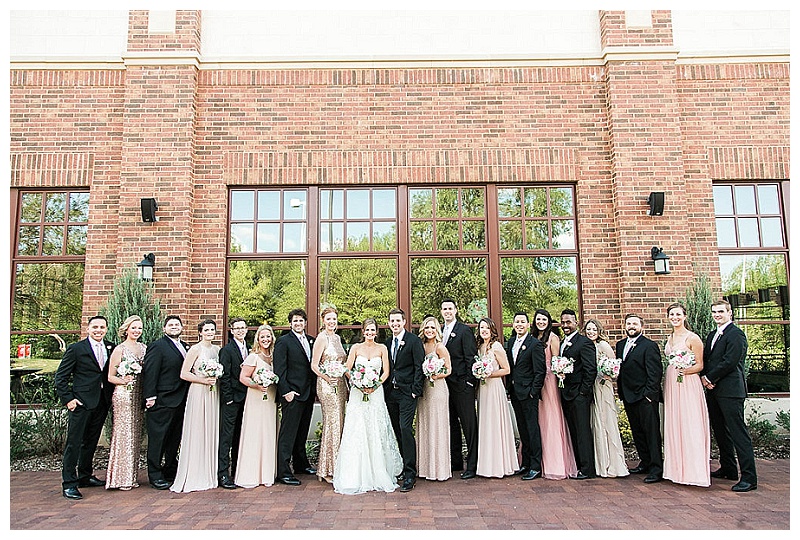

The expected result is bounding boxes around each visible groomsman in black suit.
[616,313,663,483]
[54,315,115,499]
[506,312,546,480]
[440,299,479,479]
[217,317,249,489]
[559,308,597,480]
[701,300,757,492]
[385,307,426,492]
[142,315,190,490]
[274,308,317,486]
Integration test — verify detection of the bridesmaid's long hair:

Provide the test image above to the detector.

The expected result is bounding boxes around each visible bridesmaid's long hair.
[581,318,609,343]
[251,324,276,357]
[117,315,143,340]
[476,317,500,349]
[419,316,443,344]
[666,302,692,331]
[534,308,554,345]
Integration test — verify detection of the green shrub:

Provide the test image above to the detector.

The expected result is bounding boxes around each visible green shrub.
[10,373,69,456]
[775,409,790,432]
[746,405,778,447]
[616,399,634,447]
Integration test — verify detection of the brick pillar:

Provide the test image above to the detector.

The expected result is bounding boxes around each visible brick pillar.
[117,10,202,321]
[601,10,692,336]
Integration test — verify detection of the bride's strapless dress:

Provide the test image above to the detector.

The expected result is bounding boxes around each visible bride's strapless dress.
[332,356,403,495]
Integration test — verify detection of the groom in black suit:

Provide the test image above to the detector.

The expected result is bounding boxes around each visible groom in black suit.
[217,317,249,489]
[559,308,597,480]
[441,299,479,478]
[702,300,757,492]
[274,308,317,486]
[385,307,425,492]
[142,315,190,490]
[506,312,546,480]
[54,315,115,499]
[616,313,663,483]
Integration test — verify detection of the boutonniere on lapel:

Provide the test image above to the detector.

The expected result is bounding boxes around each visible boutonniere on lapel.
[450,332,456,338]
[399,340,405,347]
[630,343,637,350]
[521,345,527,351]
[308,337,314,346]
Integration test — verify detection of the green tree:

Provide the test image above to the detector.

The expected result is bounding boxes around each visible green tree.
[681,272,716,340]
[227,260,306,326]
[98,268,163,344]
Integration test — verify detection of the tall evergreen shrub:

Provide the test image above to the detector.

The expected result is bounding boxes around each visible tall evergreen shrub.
[99,267,163,344]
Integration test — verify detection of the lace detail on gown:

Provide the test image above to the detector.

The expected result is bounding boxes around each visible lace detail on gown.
[333,356,403,494]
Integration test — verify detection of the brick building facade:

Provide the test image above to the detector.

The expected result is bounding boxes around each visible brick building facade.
[9,10,789,388]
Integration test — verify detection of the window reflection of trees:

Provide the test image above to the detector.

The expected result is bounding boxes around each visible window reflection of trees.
[227,260,306,327]
[410,258,488,325]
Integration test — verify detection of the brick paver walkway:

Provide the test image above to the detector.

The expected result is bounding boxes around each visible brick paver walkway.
[9,459,789,530]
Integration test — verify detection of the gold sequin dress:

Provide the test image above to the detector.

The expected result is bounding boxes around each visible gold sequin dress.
[105,343,146,490]
[315,333,348,480]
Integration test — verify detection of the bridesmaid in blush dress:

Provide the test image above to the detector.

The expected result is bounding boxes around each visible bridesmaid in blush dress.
[533,309,578,480]
[475,317,519,478]
[310,306,348,484]
[235,324,279,488]
[105,315,146,490]
[170,319,221,493]
[583,319,629,478]
[416,316,452,481]
[663,302,710,487]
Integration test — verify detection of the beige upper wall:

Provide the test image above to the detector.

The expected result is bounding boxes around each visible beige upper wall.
[9,10,790,62]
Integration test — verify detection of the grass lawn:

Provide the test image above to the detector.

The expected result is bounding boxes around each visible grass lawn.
[11,357,61,374]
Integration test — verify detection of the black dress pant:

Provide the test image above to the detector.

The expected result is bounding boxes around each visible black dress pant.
[623,397,662,476]
[276,397,313,478]
[706,392,757,483]
[385,386,418,480]
[146,401,186,482]
[511,395,542,472]
[61,396,109,489]
[562,394,597,477]
[218,399,244,480]
[447,380,478,472]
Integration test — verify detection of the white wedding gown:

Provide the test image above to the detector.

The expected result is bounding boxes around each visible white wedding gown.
[333,356,403,495]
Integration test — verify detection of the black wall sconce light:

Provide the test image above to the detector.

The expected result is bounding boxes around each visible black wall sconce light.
[141,198,158,222]
[137,253,155,281]
[650,246,670,275]
[647,192,665,216]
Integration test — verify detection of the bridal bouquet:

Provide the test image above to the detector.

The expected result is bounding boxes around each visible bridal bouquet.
[550,355,574,388]
[252,366,279,400]
[320,359,346,393]
[196,357,224,391]
[667,350,696,383]
[421,355,446,387]
[350,365,381,402]
[116,356,142,392]
[471,355,494,385]
[596,354,621,385]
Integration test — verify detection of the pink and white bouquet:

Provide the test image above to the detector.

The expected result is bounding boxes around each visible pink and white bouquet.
[550,355,574,388]
[196,357,224,391]
[252,366,279,400]
[116,356,142,391]
[667,350,696,383]
[596,354,621,385]
[421,355,447,387]
[320,359,346,393]
[350,365,381,401]
[471,355,494,385]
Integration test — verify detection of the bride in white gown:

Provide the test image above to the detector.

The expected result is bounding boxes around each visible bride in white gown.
[333,318,403,495]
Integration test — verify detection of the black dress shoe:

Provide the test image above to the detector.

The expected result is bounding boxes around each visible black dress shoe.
[514,467,529,476]
[629,465,647,474]
[711,468,739,480]
[732,481,757,492]
[299,467,317,475]
[521,470,541,481]
[149,479,171,490]
[644,474,663,483]
[219,476,237,489]
[62,487,83,500]
[460,470,476,479]
[400,478,416,492]
[573,472,591,480]
[78,476,105,487]
[278,476,301,486]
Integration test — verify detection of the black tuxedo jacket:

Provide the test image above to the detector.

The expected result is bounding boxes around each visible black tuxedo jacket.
[142,336,190,408]
[273,331,316,402]
[702,323,748,398]
[219,339,248,404]
[443,320,478,390]
[55,338,115,409]
[559,332,597,401]
[385,331,425,398]
[506,333,547,401]
[616,335,662,404]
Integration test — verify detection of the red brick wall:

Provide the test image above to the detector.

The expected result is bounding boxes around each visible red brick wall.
[9,10,789,344]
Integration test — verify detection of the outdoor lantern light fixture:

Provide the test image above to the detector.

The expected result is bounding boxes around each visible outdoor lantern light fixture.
[137,253,155,281]
[650,246,670,275]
